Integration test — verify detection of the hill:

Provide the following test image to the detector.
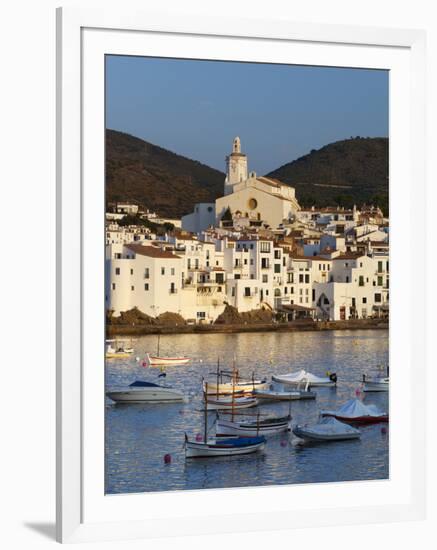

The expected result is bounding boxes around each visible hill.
[266,137,389,214]
[106,130,225,218]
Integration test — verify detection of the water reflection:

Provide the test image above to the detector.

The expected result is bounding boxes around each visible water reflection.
[105,330,389,494]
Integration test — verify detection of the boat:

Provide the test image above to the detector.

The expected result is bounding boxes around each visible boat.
[362,366,389,392]
[142,335,190,367]
[254,387,316,401]
[203,362,268,395]
[205,395,258,410]
[216,413,291,436]
[320,398,388,424]
[185,435,266,458]
[105,339,134,359]
[106,380,184,403]
[185,381,266,458]
[272,369,337,387]
[292,417,361,442]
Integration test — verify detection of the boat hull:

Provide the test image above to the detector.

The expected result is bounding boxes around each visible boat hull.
[254,389,316,401]
[362,380,389,392]
[106,352,132,359]
[145,353,190,366]
[203,380,269,395]
[272,375,335,387]
[216,417,291,436]
[205,397,258,410]
[321,413,389,425]
[185,439,265,458]
[293,426,361,441]
[106,389,184,403]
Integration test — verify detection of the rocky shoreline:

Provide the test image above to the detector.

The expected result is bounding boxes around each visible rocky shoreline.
[106,318,388,337]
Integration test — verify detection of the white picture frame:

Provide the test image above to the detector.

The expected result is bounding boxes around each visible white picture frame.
[56,7,426,543]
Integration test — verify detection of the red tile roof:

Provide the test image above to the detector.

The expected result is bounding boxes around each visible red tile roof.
[126,244,180,259]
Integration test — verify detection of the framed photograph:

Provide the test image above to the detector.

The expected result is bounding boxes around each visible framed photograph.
[56,7,426,543]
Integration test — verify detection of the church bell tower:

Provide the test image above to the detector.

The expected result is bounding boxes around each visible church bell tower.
[224,137,248,195]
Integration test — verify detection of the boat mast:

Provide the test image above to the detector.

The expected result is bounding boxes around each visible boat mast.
[157,334,160,357]
[204,381,208,443]
[231,359,236,422]
[216,357,220,396]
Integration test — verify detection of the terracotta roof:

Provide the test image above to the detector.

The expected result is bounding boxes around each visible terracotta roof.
[126,244,180,259]
[333,253,363,261]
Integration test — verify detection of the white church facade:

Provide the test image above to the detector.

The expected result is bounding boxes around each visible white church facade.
[182,137,300,232]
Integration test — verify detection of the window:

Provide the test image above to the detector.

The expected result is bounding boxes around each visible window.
[250,259,254,265]
[284,287,288,294]
[170,283,176,294]
[299,274,304,283]
[378,261,383,273]
[244,287,251,297]
[115,267,120,275]
[115,253,122,259]
[305,274,310,284]
[131,286,135,291]
[299,289,303,295]
[244,259,248,265]
[161,267,165,275]
[235,274,241,280]
[144,268,150,279]
[261,258,269,269]
[312,289,315,301]
[274,288,281,297]
[287,273,293,284]
[197,311,206,319]
[187,259,191,269]
[274,250,281,259]
[144,283,149,291]
[374,293,381,303]
[260,241,271,253]
[377,276,383,286]
[362,297,367,304]
[274,264,281,273]
[305,288,309,295]
[291,287,294,294]
[359,276,364,287]
[130,268,133,275]
[346,276,349,283]
[231,287,235,297]
[171,268,175,276]
[112,283,116,290]
[262,274,268,283]
[305,297,309,303]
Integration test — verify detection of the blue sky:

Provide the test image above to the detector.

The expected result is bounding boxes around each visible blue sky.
[106,56,388,175]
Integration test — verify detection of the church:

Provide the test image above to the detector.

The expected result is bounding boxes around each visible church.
[181,137,300,232]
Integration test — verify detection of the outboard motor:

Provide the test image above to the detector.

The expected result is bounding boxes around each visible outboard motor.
[329,372,338,384]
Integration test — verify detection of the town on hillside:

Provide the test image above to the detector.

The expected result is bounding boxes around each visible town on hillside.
[105,137,389,327]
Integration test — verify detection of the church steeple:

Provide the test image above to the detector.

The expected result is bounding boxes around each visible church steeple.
[224,136,248,195]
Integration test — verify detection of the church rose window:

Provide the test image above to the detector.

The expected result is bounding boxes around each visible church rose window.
[248,198,258,210]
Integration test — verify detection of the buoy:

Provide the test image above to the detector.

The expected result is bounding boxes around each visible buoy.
[163,453,171,464]
[195,433,203,442]
[135,356,140,362]
[355,388,361,397]
[381,427,387,435]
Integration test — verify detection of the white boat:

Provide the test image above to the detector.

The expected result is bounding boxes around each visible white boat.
[293,417,361,442]
[106,380,184,403]
[272,369,337,387]
[105,339,135,359]
[254,387,316,401]
[143,335,190,366]
[185,435,266,458]
[216,414,291,436]
[362,376,389,392]
[321,398,388,424]
[144,353,190,367]
[203,379,268,395]
[205,395,258,410]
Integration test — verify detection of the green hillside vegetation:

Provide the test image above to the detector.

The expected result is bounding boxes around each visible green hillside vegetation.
[267,137,389,214]
[106,129,225,218]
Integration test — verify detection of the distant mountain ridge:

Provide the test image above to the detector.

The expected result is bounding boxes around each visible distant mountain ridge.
[106,130,389,217]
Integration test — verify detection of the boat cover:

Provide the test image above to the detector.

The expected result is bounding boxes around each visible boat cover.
[322,398,386,418]
[129,380,160,388]
[298,417,360,436]
[275,370,331,384]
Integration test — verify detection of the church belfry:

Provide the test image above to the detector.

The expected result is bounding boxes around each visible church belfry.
[224,136,248,195]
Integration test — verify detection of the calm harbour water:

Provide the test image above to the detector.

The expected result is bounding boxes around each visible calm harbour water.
[105,330,389,494]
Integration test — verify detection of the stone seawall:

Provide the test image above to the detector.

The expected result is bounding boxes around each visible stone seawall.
[107,319,388,337]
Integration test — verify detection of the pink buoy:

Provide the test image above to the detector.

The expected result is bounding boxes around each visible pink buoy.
[381,427,387,435]
[355,388,361,398]
[195,433,203,442]
[163,453,171,464]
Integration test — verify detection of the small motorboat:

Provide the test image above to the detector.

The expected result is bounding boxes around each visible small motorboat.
[105,339,134,359]
[216,414,291,436]
[272,369,337,387]
[106,380,184,403]
[254,388,316,401]
[293,417,361,442]
[320,398,388,424]
[185,434,266,458]
[362,375,389,392]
